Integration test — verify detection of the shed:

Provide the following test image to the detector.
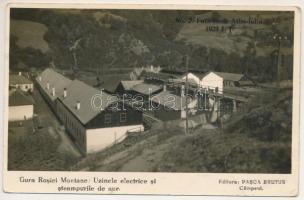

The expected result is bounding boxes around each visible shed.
[9,74,33,92]
[9,90,34,121]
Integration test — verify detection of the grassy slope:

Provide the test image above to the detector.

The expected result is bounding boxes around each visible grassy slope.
[177,11,294,57]
[10,10,294,81]
[8,89,81,171]
[10,19,49,53]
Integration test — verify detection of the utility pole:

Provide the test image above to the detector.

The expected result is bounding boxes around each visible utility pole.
[185,55,189,135]
[272,29,288,86]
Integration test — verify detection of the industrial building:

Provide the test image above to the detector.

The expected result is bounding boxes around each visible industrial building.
[36,68,144,154]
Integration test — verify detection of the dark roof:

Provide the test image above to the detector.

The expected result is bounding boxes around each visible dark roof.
[150,90,187,110]
[58,80,117,125]
[120,80,143,90]
[9,74,32,85]
[36,68,72,101]
[96,74,132,93]
[131,83,162,95]
[9,90,34,106]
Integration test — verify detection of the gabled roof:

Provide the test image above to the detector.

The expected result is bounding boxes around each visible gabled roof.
[9,74,32,85]
[36,68,72,101]
[183,72,207,79]
[9,90,34,106]
[131,83,162,95]
[58,80,117,125]
[150,90,187,111]
[211,72,244,81]
[120,80,144,90]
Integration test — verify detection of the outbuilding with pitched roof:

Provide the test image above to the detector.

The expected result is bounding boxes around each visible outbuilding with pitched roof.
[9,90,34,121]
[9,73,33,92]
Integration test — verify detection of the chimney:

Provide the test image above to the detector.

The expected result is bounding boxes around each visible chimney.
[63,88,67,98]
[38,76,42,81]
[52,87,55,96]
[46,82,50,90]
[18,72,22,76]
[76,101,80,110]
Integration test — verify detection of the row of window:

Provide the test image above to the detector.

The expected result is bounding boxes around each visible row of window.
[59,106,128,143]
[104,112,127,124]
[60,105,85,144]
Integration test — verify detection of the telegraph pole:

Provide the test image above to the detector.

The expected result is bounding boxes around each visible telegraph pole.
[272,27,288,86]
[185,55,189,135]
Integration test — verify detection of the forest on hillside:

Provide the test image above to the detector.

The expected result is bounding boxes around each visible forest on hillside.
[10,9,294,81]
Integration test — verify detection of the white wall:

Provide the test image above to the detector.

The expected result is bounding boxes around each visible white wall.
[9,105,33,121]
[201,72,223,94]
[182,73,201,85]
[86,124,144,153]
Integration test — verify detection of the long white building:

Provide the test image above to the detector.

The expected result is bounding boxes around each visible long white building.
[36,68,144,154]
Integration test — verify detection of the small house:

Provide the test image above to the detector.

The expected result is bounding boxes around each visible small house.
[202,72,255,93]
[182,71,255,94]
[115,80,144,94]
[150,89,197,121]
[9,73,33,92]
[181,72,206,86]
[9,90,34,121]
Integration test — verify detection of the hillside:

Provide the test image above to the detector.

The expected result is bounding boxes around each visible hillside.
[177,11,294,57]
[10,9,294,81]
[72,87,292,173]
[10,19,49,53]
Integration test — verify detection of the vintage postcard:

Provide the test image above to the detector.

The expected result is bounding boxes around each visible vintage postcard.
[2,2,301,197]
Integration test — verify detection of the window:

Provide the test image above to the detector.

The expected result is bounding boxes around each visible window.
[120,112,127,122]
[104,113,112,124]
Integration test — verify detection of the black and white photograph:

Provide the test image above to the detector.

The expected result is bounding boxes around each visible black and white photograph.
[7,8,296,173]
